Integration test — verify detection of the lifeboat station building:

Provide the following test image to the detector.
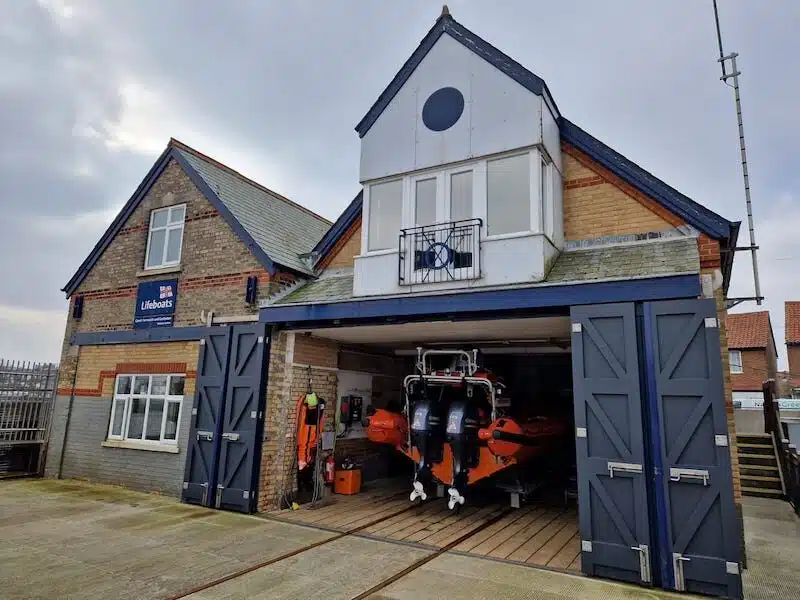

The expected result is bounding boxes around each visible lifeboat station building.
[49,11,745,599]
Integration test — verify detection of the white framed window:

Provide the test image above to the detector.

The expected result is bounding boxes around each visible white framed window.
[729,350,743,374]
[449,170,473,222]
[414,176,438,226]
[367,180,402,251]
[108,374,185,444]
[487,153,530,236]
[145,205,186,269]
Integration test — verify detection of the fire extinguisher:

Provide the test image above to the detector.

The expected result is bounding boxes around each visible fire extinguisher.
[324,455,335,485]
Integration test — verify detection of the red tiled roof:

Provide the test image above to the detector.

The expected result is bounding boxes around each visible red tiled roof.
[726,311,771,349]
[786,301,800,344]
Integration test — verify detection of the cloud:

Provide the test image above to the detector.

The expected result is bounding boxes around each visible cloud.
[0,305,66,363]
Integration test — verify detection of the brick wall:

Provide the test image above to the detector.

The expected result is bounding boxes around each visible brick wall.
[46,341,200,493]
[257,331,341,511]
[731,348,770,392]
[562,144,683,241]
[319,219,362,270]
[708,266,747,564]
[787,346,800,385]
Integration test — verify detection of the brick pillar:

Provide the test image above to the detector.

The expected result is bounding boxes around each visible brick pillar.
[706,268,747,567]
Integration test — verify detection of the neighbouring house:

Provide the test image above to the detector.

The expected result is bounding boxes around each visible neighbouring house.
[48,9,746,597]
[786,301,800,399]
[726,311,778,433]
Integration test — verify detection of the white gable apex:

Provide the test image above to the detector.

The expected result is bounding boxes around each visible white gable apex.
[360,33,557,182]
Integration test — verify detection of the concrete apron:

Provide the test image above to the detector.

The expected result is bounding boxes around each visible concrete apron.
[1,479,709,599]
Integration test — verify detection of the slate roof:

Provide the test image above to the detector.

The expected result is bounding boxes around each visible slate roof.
[173,142,331,275]
[274,237,699,306]
[726,311,772,349]
[785,301,800,345]
[63,140,332,294]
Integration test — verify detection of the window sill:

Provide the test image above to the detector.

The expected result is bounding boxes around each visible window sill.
[137,265,181,278]
[484,230,540,242]
[357,248,398,258]
[102,439,180,453]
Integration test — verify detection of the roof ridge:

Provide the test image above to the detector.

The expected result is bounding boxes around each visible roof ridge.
[168,138,332,226]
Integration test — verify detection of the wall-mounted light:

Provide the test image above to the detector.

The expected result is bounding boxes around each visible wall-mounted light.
[72,296,84,320]
[245,275,258,305]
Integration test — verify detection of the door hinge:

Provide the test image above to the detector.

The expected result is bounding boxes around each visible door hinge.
[581,540,592,552]
[200,338,206,345]
[631,544,651,584]
[726,561,739,575]
[200,482,209,505]
[673,553,691,591]
[715,434,729,447]
[243,490,250,499]
[215,484,224,508]
[576,427,587,438]
[182,481,188,490]
[607,461,643,478]
[258,336,264,344]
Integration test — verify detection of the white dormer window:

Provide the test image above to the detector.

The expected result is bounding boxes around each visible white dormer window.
[487,154,530,236]
[367,179,402,251]
[145,205,186,269]
[450,170,472,222]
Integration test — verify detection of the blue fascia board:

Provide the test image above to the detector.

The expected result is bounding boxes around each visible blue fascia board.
[170,150,277,276]
[70,325,208,346]
[355,15,557,138]
[560,118,733,241]
[312,190,363,265]
[62,145,279,298]
[260,275,700,327]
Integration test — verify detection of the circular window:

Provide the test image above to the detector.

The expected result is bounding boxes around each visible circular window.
[422,87,464,132]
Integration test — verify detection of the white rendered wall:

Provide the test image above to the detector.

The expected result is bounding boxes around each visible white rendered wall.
[359,34,544,183]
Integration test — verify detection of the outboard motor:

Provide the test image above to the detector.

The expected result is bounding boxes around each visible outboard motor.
[409,397,445,502]
[445,399,482,509]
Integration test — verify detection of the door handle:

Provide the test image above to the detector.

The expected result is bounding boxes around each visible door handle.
[607,461,643,478]
[197,430,213,442]
[669,468,709,486]
[673,553,691,591]
[215,484,224,508]
[221,432,240,442]
[630,544,651,584]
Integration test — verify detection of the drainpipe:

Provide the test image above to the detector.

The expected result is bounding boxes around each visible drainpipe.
[57,345,80,479]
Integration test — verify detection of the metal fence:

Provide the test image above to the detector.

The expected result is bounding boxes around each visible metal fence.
[0,359,58,476]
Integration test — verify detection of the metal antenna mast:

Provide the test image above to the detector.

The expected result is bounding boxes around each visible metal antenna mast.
[713,0,763,307]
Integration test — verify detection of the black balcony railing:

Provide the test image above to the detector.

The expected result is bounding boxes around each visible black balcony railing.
[398,218,482,285]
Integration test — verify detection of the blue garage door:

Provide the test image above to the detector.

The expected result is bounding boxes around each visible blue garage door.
[182,322,269,513]
[644,299,742,599]
[571,303,653,585]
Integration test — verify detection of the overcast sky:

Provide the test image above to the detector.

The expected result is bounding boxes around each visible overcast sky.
[2,0,798,369]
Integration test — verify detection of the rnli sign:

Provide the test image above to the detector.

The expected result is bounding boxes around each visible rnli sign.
[134,279,177,329]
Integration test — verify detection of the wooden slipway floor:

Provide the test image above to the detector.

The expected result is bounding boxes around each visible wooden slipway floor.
[267,479,582,572]
[4,478,792,599]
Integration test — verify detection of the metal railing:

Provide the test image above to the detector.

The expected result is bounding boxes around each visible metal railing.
[0,359,58,476]
[398,218,481,286]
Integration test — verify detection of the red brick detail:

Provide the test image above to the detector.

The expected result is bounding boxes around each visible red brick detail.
[56,362,197,396]
[118,224,148,237]
[181,269,270,291]
[698,234,721,269]
[564,175,604,190]
[185,210,218,223]
[562,142,686,228]
[317,217,362,271]
[81,287,137,300]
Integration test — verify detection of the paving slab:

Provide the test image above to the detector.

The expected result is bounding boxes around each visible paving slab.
[0,479,334,600]
[741,496,800,599]
[185,536,432,600]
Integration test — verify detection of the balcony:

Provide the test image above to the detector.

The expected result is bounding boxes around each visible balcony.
[398,219,482,286]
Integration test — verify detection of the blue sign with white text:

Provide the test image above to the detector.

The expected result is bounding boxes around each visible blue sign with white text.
[134,279,178,329]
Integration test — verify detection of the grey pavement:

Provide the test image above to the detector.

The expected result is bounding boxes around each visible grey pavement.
[0,479,797,599]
